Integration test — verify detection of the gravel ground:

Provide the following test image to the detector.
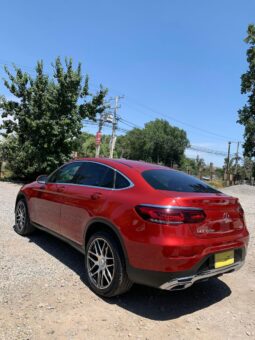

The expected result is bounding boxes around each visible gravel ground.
[0,182,254,340]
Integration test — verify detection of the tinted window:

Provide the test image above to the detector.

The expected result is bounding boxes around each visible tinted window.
[75,162,114,188]
[48,162,81,184]
[142,169,220,193]
[115,172,130,189]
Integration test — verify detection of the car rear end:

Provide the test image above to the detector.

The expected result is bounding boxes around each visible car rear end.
[127,167,249,290]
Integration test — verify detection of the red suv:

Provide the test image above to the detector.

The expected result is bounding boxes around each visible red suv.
[15,158,249,297]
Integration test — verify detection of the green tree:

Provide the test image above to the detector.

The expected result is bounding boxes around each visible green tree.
[242,157,254,180]
[76,132,112,158]
[0,58,107,179]
[117,128,145,160]
[115,134,132,158]
[116,119,189,166]
[238,24,255,158]
[180,156,206,176]
[143,119,189,165]
[194,155,206,172]
[179,156,197,174]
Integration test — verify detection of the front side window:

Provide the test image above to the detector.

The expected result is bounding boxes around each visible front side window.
[142,169,220,193]
[48,162,82,184]
[75,162,114,188]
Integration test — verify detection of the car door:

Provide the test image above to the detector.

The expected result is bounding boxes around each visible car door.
[32,162,82,233]
[59,161,115,245]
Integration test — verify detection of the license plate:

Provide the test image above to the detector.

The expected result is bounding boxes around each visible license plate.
[214,250,234,269]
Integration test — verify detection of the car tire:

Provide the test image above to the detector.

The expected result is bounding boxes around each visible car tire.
[14,199,35,236]
[85,231,133,297]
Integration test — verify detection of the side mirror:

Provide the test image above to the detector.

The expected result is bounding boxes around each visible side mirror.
[36,175,48,184]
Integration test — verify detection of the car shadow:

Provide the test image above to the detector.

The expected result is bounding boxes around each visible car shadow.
[108,279,231,320]
[25,228,232,321]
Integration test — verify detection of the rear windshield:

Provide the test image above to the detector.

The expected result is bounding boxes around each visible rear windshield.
[142,169,220,193]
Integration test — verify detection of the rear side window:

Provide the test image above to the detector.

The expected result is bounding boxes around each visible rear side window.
[75,162,114,188]
[115,172,130,189]
[142,169,220,193]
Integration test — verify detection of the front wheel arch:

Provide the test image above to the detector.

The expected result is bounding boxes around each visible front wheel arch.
[14,195,35,236]
[15,192,27,210]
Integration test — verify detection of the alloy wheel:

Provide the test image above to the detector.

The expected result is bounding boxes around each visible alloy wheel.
[16,201,26,231]
[87,237,115,289]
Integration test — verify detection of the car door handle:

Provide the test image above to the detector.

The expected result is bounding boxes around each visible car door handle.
[57,185,65,193]
[91,192,102,200]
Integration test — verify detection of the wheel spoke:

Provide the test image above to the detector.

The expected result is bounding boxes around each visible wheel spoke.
[87,237,115,290]
[88,263,98,273]
[100,270,104,288]
[101,242,106,255]
[88,255,98,264]
[94,241,100,256]
[97,270,102,287]
[96,240,103,255]
[103,270,110,285]
[91,268,100,277]
[16,202,26,230]
[88,250,98,259]
[105,266,113,281]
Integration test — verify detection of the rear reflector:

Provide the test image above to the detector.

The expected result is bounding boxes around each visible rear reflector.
[135,205,206,225]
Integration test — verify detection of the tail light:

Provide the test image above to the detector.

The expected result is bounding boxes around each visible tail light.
[238,204,244,218]
[135,205,206,225]
[237,202,246,225]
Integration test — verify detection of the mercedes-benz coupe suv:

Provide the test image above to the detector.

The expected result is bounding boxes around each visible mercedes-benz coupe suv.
[15,158,249,297]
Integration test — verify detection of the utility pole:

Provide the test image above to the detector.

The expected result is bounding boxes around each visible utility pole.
[226,141,231,184]
[95,112,104,157]
[109,96,124,158]
[234,141,240,175]
[210,162,214,181]
[94,97,112,157]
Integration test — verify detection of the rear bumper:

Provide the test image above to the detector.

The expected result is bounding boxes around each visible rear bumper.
[159,260,243,290]
[127,247,247,289]
[125,232,249,272]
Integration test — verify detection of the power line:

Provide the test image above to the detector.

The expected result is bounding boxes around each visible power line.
[0,58,241,143]
[118,116,141,128]
[84,120,129,133]
[122,100,239,142]
[90,77,241,142]
[118,118,141,129]
[188,144,238,158]
[85,119,240,157]
[84,119,246,164]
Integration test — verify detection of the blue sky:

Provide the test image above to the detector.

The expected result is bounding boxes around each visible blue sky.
[0,0,254,166]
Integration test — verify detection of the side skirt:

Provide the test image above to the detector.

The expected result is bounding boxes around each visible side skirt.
[31,222,84,254]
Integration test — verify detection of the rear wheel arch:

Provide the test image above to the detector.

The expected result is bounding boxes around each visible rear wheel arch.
[84,219,129,266]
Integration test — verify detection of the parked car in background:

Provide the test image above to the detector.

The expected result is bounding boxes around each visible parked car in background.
[15,158,249,297]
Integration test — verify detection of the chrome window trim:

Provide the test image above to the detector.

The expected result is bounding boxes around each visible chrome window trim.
[47,160,134,191]
[139,204,203,211]
[113,168,134,190]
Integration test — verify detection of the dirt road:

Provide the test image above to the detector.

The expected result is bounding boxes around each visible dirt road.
[0,182,254,339]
